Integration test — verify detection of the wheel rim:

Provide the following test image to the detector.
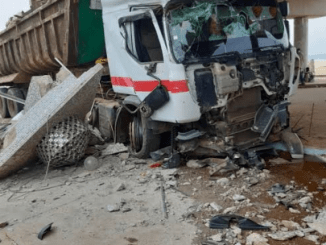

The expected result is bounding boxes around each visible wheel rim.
[129,114,143,152]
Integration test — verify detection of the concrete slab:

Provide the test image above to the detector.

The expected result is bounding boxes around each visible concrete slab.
[0,64,103,179]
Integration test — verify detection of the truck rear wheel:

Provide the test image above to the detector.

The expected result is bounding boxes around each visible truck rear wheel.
[0,88,10,118]
[7,88,24,118]
[129,111,160,159]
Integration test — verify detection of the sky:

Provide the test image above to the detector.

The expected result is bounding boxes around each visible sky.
[1,0,326,57]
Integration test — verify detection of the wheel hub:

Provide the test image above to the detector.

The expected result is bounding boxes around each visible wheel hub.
[129,115,143,152]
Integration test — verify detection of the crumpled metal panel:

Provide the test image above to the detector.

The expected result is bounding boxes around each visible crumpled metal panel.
[0,64,103,179]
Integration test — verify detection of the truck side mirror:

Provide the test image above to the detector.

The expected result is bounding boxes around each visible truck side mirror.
[279,1,289,17]
[284,20,290,37]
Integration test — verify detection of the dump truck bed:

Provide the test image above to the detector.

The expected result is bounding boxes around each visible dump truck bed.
[0,0,105,84]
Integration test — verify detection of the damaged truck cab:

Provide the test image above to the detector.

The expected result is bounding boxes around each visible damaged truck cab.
[101,0,302,165]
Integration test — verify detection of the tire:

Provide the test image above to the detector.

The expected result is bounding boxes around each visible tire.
[0,88,10,118]
[129,112,160,159]
[7,88,25,118]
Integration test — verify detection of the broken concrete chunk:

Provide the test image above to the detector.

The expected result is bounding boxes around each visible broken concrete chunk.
[210,202,223,212]
[24,75,54,113]
[186,159,207,169]
[216,178,230,186]
[269,158,289,165]
[209,233,223,242]
[281,220,301,230]
[209,158,239,176]
[305,235,319,243]
[107,204,120,212]
[223,206,237,214]
[233,194,246,202]
[0,64,103,179]
[289,208,301,214]
[102,143,128,156]
[116,183,126,191]
[298,196,312,204]
[268,230,304,241]
[246,233,269,245]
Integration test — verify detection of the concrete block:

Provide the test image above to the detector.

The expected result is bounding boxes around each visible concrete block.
[0,64,103,179]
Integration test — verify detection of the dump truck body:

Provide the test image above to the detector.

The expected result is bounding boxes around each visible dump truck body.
[0,0,105,84]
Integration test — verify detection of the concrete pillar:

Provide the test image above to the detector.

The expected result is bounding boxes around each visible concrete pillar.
[294,17,309,70]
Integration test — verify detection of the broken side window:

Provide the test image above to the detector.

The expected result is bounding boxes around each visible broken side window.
[123,13,164,63]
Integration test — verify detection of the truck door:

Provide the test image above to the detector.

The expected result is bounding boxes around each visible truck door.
[117,9,168,101]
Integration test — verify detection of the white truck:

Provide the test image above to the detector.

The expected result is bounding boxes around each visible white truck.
[0,0,303,167]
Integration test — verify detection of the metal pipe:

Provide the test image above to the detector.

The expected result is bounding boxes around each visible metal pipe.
[0,91,25,105]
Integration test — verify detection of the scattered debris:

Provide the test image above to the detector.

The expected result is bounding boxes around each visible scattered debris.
[210,202,223,212]
[0,222,8,228]
[304,210,326,235]
[186,159,207,169]
[209,215,269,230]
[107,204,120,212]
[268,230,304,241]
[115,183,126,192]
[37,223,53,240]
[101,143,128,156]
[246,233,269,245]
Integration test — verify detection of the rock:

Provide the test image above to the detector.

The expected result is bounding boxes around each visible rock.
[216,178,230,186]
[281,220,301,230]
[233,194,246,202]
[322,179,326,185]
[232,227,241,236]
[208,158,239,176]
[237,168,248,176]
[305,235,319,243]
[119,152,129,160]
[0,222,8,228]
[289,208,300,214]
[166,181,177,187]
[122,207,132,213]
[128,158,148,165]
[268,231,304,241]
[186,160,207,169]
[246,233,269,245]
[210,233,223,242]
[102,143,128,156]
[308,222,326,235]
[223,206,237,214]
[269,158,289,165]
[210,202,223,212]
[116,183,126,191]
[107,204,120,212]
[298,196,312,204]
[249,178,259,186]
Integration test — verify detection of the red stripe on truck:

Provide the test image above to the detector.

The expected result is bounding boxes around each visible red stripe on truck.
[111,77,189,93]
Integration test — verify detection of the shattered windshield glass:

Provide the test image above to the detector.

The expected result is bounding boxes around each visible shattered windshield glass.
[168,0,288,63]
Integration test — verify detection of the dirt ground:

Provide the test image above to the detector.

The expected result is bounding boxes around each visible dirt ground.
[0,87,326,245]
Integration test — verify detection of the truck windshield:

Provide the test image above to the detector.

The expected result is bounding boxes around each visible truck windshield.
[167,0,288,63]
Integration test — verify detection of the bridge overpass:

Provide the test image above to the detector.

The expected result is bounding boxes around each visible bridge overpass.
[283,0,326,69]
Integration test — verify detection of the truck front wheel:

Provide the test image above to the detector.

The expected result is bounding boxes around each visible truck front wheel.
[0,88,10,118]
[129,111,160,159]
[7,88,24,118]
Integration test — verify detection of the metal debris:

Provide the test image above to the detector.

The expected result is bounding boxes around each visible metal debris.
[209,215,269,230]
[37,223,53,240]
